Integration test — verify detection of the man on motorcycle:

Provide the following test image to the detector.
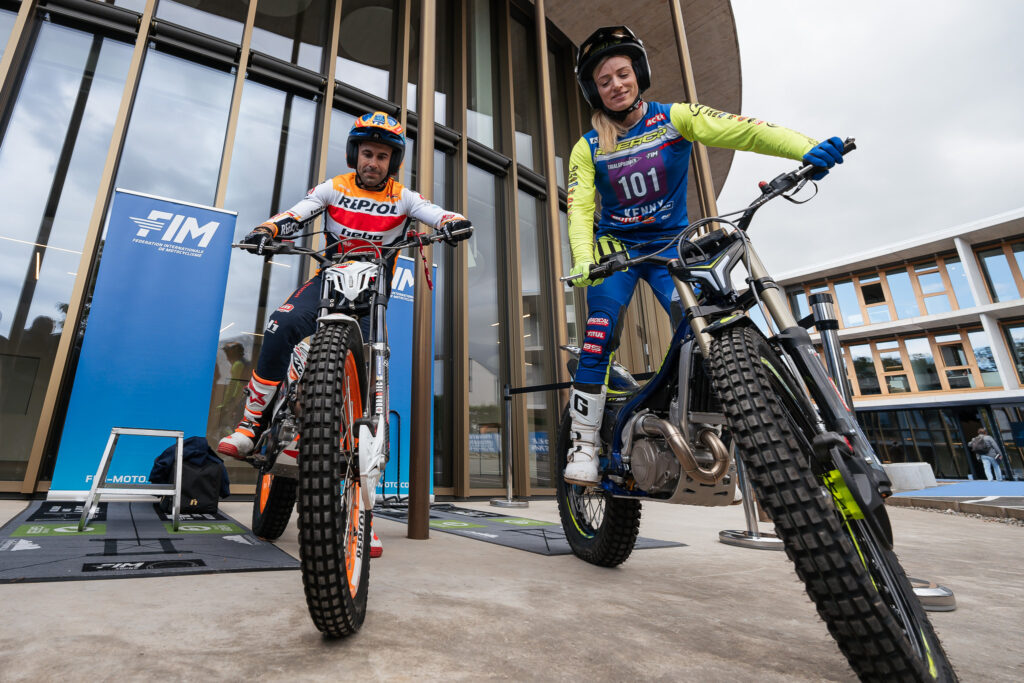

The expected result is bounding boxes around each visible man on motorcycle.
[218,111,470,462]
[564,26,845,485]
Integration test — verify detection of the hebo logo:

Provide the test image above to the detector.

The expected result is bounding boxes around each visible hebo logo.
[12,523,106,536]
[129,210,221,257]
[428,520,486,530]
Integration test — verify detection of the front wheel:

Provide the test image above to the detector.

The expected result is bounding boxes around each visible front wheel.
[297,322,370,638]
[709,325,955,681]
[555,406,641,567]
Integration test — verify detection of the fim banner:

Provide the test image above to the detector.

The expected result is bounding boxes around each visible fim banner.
[49,190,235,496]
[383,255,436,501]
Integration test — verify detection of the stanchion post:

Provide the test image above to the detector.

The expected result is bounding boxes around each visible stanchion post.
[492,384,527,508]
[718,455,783,550]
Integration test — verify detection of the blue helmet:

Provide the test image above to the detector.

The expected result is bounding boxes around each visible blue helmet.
[346,111,406,178]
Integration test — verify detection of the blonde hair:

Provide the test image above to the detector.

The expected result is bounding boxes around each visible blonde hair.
[591,109,628,155]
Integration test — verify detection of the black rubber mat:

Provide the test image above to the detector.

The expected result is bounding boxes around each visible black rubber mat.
[373,503,685,556]
[0,501,298,583]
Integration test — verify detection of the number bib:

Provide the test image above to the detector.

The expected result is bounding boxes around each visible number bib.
[607,152,667,206]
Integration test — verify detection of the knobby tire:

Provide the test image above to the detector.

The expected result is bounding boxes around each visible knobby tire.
[251,472,296,540]
[709,324,955,682]
[555,406,641,567]
[297,322,371,638]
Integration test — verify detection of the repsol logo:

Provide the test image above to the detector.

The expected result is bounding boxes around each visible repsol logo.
[130,211,220,248]
[337,195,399,215]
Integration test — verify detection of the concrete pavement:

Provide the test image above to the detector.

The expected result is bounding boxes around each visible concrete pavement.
[1,497,1022,681]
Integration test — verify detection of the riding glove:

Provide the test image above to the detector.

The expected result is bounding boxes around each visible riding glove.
[569,261,603,287]
[438,218,472,245]
[802,136,844,180]
[242,225,274,255]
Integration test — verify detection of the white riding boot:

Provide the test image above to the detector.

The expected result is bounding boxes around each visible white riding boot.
[217,372,280,459]
[564,387,606,486]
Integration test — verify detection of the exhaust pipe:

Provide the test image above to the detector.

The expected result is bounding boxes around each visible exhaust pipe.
[637,414,731,484]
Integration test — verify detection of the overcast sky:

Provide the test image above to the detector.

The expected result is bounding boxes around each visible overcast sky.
[714,1,1024,276]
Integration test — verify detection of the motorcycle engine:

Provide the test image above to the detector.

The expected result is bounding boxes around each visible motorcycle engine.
[630,437,681,494]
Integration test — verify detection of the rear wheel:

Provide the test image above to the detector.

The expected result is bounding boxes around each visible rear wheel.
[250,471,296,540]
[297,322,370,638]
[555,406,641,567]
[709,325,955,681]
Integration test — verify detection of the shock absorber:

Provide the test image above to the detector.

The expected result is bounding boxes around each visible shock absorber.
[809,292,853,407]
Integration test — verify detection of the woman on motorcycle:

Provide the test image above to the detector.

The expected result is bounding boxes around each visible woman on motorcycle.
[564,26,845,485]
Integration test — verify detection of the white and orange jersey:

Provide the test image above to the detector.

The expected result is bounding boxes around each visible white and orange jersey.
[261,172,462,252]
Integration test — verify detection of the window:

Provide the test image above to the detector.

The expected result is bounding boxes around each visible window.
[0,22,133,482]
[510,15,542,170]
[885,269,920,318]
[977,246,1019,302]
[251,0,332,72]
[833,280,862,327]
[944,257,975,308]
[846,328,1001,397]
[156,0,248,44]
[337,0,398,100]
[467,0,500,148]
[787,290,809,320]
[914,261,952,315]
[1002,322,1024,383]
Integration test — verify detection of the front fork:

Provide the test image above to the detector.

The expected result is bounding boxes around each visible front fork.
[674,245,893,544]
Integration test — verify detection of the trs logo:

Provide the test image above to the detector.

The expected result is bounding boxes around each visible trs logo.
[130,210,220,248]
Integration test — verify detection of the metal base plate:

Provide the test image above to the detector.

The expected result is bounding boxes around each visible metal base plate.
[490,498,529,508]
[718,529,785,551]
[909,577,957,612]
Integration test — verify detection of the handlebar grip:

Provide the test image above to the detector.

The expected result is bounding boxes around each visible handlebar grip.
[842,137,856,155]
[449,226,473,242]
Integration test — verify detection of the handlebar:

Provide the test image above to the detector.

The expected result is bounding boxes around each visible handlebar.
[233,225,473,264]
[560,138,855,284]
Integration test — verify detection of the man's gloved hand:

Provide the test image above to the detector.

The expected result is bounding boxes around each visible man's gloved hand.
[569,261,603,287]
[802,136,844,180]
[242,225,274,255]
[438,218,472,245]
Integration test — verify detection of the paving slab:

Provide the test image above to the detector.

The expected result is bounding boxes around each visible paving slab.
[0,497,1021,681]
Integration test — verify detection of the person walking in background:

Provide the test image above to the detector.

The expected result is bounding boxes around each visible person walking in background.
[969,427,1004,481]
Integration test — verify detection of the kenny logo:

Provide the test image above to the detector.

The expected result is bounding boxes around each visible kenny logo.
[130,210,220,248]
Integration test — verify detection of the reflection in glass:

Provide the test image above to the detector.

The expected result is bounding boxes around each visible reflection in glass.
[0,9,16,52]
[337,0,396,100]
[905,337,941,391]
[1003,324,1024,383]
[849,344,880,394]
[252,0,331,72]
[978,247,1017,302]
[0,23,132,481]
[156,0,247,43]
[867,305,891,324]
[877,340,903,371]
[518,192,556,487]
[557,211,577,344]
[885,269,919,318]
[788,290,809,319]
[924,293,952,315]
[945,368,974,389]
[209,83,317,483]
[116,49,234,206]
[940,342,968,367]
[917,271,945,295]
[326,109,357,175]
[944,257,974,308]
[467,0,499,148]
[833,280,862,327]
[967,329,1001,387]
[548,47,572,187]
[428,150,452,487]
[885,375,910,393]
[466,166,503,488]
[407,0,455,126]
[511,17,541,170]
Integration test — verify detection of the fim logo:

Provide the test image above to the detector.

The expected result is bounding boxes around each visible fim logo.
[130,210,220,248]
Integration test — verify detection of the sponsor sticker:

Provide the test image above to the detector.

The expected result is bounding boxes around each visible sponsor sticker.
[582,342,602,354]
[586,330,606,340]
[587,316,610,327]
[277,303,294,312]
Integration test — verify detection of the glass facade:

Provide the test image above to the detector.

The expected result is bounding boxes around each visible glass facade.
[0,0,595,498]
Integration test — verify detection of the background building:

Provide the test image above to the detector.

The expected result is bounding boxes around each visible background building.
[0,0,742,498]
[778,209,1024,482]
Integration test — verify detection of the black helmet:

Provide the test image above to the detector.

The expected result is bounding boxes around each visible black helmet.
[575,26,651,111]
[346,111,406,178]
